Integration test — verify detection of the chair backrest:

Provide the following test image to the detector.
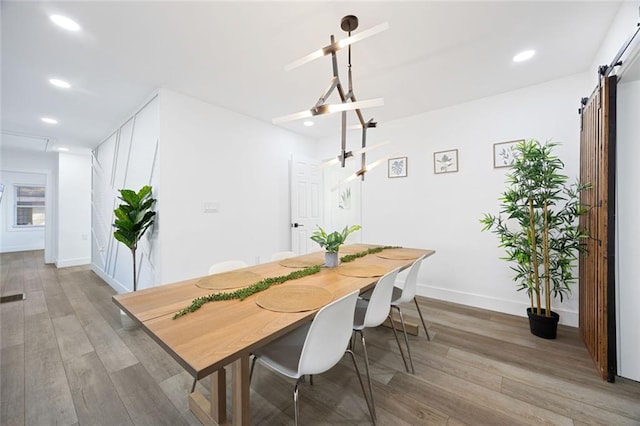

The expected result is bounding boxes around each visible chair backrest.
[298,290,359,375]
[208,260,248,275]
[270,251,297,262]
[396,254,427,303]
[363,268,400,328]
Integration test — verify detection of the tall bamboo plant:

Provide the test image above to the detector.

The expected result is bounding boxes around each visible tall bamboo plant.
[480,140,589,317]
[113,185,156,292]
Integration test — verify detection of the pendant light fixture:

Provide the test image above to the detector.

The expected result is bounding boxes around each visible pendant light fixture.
[273,15,388,181]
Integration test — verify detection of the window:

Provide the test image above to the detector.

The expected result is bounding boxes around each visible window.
[15,185,45,226]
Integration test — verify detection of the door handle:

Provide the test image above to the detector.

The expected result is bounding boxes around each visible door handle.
[291,223,304,228]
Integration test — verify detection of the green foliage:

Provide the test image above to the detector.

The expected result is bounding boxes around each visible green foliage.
[113,185,156,291]
[172,245,397,319]
[480,140,589,317]
[310,224,362,253]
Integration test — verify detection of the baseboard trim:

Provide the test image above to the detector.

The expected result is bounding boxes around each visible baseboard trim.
[0,245,45,253]
[415,283,578,327]
[56,257,91,268]
[91,264,130,294]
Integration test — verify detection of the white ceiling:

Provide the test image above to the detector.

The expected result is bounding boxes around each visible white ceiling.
[1,1,623,152]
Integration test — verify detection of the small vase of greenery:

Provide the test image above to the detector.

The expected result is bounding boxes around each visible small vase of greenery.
[310,225,361,267]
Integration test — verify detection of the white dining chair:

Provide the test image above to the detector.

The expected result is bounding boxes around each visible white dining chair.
[390,254,429,374]
[270,251,297,261]
[208,260,247,275]
[250,290,374,425]
[352,267,402,419]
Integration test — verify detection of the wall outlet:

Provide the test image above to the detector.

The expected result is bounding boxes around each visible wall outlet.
[203,202,219,213]
[81,233,88,240]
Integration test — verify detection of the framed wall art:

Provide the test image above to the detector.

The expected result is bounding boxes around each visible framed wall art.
[433,149,458,174]
[388,156,408,178]
[493,139,524,168]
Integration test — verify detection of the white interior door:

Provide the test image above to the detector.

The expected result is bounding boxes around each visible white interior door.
[290,156,322,254]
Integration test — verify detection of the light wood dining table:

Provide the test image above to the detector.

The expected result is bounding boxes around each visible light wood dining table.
[112,245,435,425]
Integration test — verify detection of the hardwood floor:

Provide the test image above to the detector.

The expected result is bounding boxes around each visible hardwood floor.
[1,250,639,425]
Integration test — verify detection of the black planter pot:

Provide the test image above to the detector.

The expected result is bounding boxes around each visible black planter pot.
[526,308,560,339]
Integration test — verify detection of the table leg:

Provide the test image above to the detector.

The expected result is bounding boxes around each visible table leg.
[189,368,227,425]
[211,369,227,423]
[231,355,250,426]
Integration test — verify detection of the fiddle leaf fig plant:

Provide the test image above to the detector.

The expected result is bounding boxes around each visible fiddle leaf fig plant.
[480,140,589,318]
[113,185,156,292]
[310,224,361,253]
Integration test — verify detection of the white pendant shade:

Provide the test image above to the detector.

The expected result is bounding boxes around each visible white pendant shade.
[272,98,384,125]
[285,22,389,71]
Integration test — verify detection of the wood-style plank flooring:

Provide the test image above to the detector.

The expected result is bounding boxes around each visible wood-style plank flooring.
[1,250,639,425]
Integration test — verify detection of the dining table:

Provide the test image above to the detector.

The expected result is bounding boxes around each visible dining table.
[112,244,435,425]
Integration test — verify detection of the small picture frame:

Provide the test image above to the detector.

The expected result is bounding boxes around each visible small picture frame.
[433,149,459,174]
[388,156,408,178]
[493,139,524,168]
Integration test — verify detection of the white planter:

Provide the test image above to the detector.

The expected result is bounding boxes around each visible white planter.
[325,251,340,267]
[120,309,139,331]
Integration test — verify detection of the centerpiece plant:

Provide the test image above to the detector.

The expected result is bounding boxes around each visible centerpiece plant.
[480,140,589,339]
[113,185,156,292]
[311,224,361,267]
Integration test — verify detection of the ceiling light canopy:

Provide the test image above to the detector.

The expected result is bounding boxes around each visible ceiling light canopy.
[303,121,314,127]
[513,49,535,63]
[49,78,71,89]
[50,14,81,32]
[41,117,58,124]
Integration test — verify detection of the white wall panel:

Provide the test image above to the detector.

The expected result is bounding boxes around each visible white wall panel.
[91,95,159,293]
[113,118,134,190]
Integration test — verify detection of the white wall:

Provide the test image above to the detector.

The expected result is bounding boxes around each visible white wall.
[323,72,592,326]
[616,77,640,382]
[57,151,92,267]
[0,148,57,262]
[0,170,46,252]
[590,1,640,84]
[158,89,317,284]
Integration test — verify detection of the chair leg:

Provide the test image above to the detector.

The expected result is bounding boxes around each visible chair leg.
[357,330,377,420]
[250,356,257,381]
[388,310,410,373]
[346,349,376,425]
[395,307,415,374]
[293,378,302,426]
[413,297,431,340]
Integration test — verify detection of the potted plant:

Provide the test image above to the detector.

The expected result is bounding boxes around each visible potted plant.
[480,140,589,339]
[310,224,361,267]
[113,185,157,292]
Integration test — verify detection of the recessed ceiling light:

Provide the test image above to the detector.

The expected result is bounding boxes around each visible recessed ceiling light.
[41,117,58,124]
[303,120,314,127]
[50,14,81,32]
[49,78,71,89]
[513,50,535,63]
[57,147,69,152]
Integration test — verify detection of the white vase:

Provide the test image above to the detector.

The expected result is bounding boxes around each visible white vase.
[325,251,340,267]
